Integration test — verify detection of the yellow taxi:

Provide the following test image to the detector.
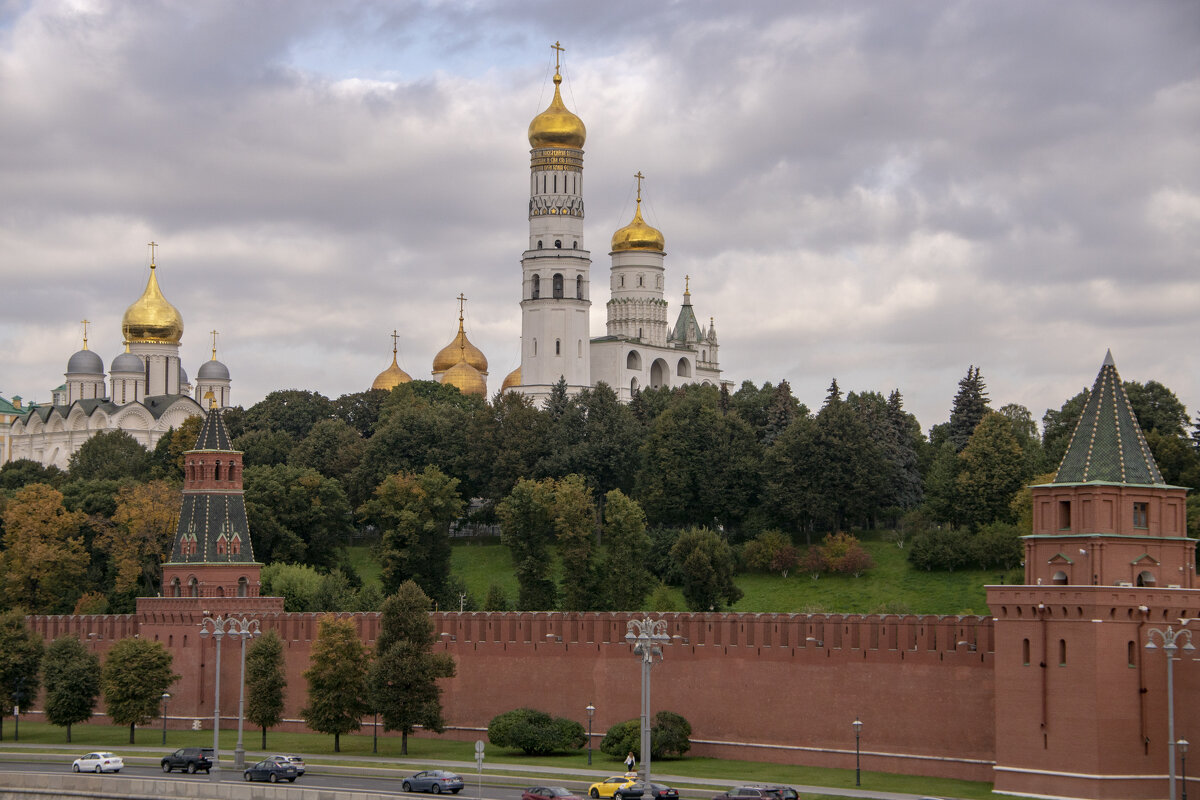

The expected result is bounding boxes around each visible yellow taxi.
[588,776,638,799]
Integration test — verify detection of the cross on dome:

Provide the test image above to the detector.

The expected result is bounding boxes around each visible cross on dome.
[81,319,90,349]
[148,241,158,268]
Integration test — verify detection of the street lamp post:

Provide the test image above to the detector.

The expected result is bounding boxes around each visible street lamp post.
[161,693,171,745]
[625,616,670,797]
[1181,739,1190,800]
[12,677,23,743]
[852,718,862,787]
[200,615,261,778]
[1146,625,1195,800]
[586,704,595,766]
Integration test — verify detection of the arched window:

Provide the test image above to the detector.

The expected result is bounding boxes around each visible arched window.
[555,239,562,249]
[573,241,578,249]
[1052,571,1068,586]
[188,577,199,598]
[216,586,225,597]
[626,351,642,370]
[214,461,222,481]
[533,339,538,356]
[537,240,543,250]
[1022,638,1030,665]
[650,359,668,389]
[677,358,692,378]
[231,534,242,555]
[638,274,644,287]
[1058,639,1067,666]
[631,377,639,394]
[702,349,708,361]
[553,273,564,298]
[619,275,625,288]
[1137,570,1156,587]
[171,577,181,598]
[576,275,583,299]
[577,339,583,357]
[238,577,249,598]
[555,339,561,356]
[532,274,541,299]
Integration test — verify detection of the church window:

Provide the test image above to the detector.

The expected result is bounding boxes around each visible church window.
[631,377,639,394]
[555,339,561,356]
[1136,570,1156,587]
[554,174,557,193]
[238,577,248,598]
[573,241,578,249]
[1058,501,1071,530]
[626,351,641,370]
[702,349,707,361]
[537,240,543,250]
[1052,570,1068,586]
[619,275,625,288]
[576,275,583,299]
[189,577,199,597]
[677,358,691,378]
[638,274,644,287]
[171,577,181,598]
[553,273,564,298]
[555,239,562,249]
[532,274,541,299]
[1133,502,1148,529]
[657,275,663,288]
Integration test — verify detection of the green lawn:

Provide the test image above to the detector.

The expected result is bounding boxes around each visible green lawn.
[2,721,996,799]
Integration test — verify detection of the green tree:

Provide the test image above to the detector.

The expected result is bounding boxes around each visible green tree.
[480,391,552,503]
[243,464,353,568]
[367,582,456,755]
[0,610,44,741]
[599,711,692,759]
[669,528,743,612]
[948,365,990,452]
[922,441,962,527]
[600,490,653,610]
[360,466,465,606]
[1,484,89,613]
[955,412,1025,529]
[68,430,152,481]
[232,429,295,467]
[100,637,177,744]
[497,478,559,610]
[243,389,333,440]
[1041,388,1089,467]
[244,630,287,748]
[997,402,1048,479]
[301,615,369,752]
[487,708,586,755]
[554,475,597,611]
[332,389,388,438]
[100,480,180,596]
[289,418,366,486]
[0,459,65,491]
[260,563,325,612]
[42,635,100,743]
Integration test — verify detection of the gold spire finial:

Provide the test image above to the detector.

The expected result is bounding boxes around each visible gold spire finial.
[685,275,690,294]
[148,241,158,268]
[457,293,467,323]
[391,329,399,357]
[81,319,90,350]
[634,171,644,204]
[210,329,219,360]
[551,41,564,74]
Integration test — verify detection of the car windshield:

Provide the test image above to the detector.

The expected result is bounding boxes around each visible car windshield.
[549,790,573,797]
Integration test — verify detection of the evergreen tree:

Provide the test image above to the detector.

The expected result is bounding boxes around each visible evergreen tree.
[885,390,924,510]
[43,635,100,743]
[301,616,369,752]
[244,630,287,749]
[762,380,803,445]
[545,376,571,420]
[948,365,990,451]
[669,528,743,612]
[824,378,842,407]
[368,582,456,755]
[100,637,177,744]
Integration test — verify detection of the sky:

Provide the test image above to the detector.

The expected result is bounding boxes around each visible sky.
[2,0,1198,434]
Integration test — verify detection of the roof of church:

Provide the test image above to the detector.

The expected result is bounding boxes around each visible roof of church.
[191,407,233,451]
[1053,350,1166,486]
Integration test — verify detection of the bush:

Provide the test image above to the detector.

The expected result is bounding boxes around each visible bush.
[649,583,678,612]
[484,583,510,611]
[908,529,971,571]
[598,712,692,759]
[488,708,586,755]
[969,522,1024,570]
[742,530,797,576]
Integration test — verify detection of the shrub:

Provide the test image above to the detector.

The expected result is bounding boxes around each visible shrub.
[816,532,874,577]
[801,546,827,579]
[488,708,585,755]
[970,522,1024,570]
[484,583,510,611]
[599,712,692,759]
[649,583,678,612]
[908,529,971,571]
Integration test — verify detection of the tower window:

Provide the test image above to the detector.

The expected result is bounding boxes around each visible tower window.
[573,241,578,249]
[620,275,625,288]
[537,240,543,250]
[1058,639,1067,666]
[578,339,582,357]
[1022,638,1030,666]
[553,273,564,298]
[1058,501,1071,530]
[576,275,583,299]
[555,239,562,249]
[555,339,561,356]
[1133,502,1148,528]
[532,274,541,299]
[533,339,538,356]
[189,577,199,598]
[638,274,644,287]
[238,577,248,597]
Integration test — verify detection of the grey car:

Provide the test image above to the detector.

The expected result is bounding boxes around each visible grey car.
[403,770,464,794]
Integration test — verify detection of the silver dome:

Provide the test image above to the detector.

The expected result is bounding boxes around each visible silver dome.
[197,359,230,380]
[179,366,190,386]
[110,351,143,374]
[66,349,104,375]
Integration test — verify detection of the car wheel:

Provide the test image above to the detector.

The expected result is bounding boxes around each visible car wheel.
[95,765,102,774]
[403,782,412,793]
[187,763,196,774]
[73,764,80,773]
[162,763,171,773]
[244,773,252,782]
[288,778,296,783]
[271,773,281,783]
[433,784,442,795]
[591,791,600,799]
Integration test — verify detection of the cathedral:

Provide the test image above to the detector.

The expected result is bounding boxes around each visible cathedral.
[6,251,232,469]
[372,45,725,402]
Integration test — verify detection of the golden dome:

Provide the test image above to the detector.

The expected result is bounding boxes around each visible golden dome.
[433,309,488,375]
[611,200,665,252]
[372,354,412,391]
[122,264,183,344]
[441,358,487,396]
[501,366,521,392]
[528,72,586,150]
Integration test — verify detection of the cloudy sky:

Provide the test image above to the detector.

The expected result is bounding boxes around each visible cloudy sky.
[2,0,1198,432]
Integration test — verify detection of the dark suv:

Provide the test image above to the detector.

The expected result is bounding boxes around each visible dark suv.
[161,747,213,774]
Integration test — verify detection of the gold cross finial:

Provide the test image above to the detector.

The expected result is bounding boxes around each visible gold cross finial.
[81,319,90,349]
[685,275,690,293]
[391,329,399,356]
[457,293,467,319]
[635,171,645,204]
[148,241,158,268]
[551,41,564,73]
[210,330,219,360]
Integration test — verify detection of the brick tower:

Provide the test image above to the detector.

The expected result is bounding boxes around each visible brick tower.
[989,352,1198,799]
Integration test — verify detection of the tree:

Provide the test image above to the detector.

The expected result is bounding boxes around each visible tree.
[996,402,1048,479]
[100,637,177,744]
[332,389,388,438]
[289,418,366,486]
[242,389,333,440]
[599,711,692,759]
[487,708,586,755]
[948,366,990,451]
[480,391,552,504]
[818,532,874,577]
[955,412,1026,529]
[100,480,180,596]
[68,430,152,481]
[359,466,465,605]
[554,475,598,612]
[0,610,44,741]
[244,630,287,749]
[1041,388,1089,468]
[301,615,369,752]
[151,415,204,480]
[669,528,743,612]
[1,483,89,613]
[42,635,100,742]
[243,464,353,567]
[232,429,295,467]
[367,582,456,755]
[600,490,653,610]
[497,478,559,610]
[0,459,64,491]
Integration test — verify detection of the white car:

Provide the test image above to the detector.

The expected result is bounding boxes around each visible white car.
[73,752,124,773]
[268,754,305,776]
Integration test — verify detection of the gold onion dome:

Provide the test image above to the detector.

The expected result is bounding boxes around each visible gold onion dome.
[528,71,586,150]
[372,354,412,391]
[611,201,665,252]
[122,264,183,344]
[433,317,488,375]
[501,366,521,392]
[442,357,487,396]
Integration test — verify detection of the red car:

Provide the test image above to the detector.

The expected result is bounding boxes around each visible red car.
[524,788,583,800]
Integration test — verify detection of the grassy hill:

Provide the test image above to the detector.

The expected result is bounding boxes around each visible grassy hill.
[349,535,1018,616]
